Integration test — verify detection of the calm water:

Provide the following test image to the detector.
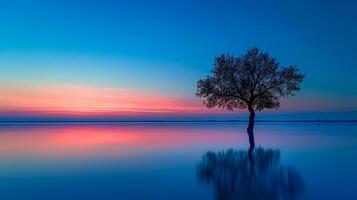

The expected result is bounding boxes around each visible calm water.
[0,122,356,200]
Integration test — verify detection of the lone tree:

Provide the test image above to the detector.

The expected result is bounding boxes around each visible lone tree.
[196,47,304,148]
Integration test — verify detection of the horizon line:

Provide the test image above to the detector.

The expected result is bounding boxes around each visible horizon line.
[0,119,356,124]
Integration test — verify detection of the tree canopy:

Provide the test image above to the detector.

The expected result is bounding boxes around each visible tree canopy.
[196,47,304,112]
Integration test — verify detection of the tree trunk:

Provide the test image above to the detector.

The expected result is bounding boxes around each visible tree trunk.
[247,104,255,149]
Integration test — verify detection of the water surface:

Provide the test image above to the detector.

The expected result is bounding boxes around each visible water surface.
[0,122,356,199]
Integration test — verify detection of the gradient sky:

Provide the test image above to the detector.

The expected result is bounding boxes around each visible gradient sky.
[0,0,356,120]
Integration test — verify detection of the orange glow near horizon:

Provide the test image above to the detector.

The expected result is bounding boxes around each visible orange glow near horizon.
[1,83,335,118]
[0,84,224,117]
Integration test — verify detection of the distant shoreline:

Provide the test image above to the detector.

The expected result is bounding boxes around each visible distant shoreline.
[0,120,356,124]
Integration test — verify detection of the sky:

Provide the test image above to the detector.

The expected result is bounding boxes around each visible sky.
[0,0,356,121]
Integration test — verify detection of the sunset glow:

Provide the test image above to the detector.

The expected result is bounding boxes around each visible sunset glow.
[1,83,354,120]
[0,84,217,118]
[0,1,356,199]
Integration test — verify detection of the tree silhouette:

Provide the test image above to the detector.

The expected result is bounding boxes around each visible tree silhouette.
[196,47,304,148]
[197,148,304,200]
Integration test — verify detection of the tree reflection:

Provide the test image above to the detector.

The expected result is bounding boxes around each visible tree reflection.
[197,148,304,200]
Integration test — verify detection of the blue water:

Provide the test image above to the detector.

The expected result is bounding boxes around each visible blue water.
[0,122,356,199]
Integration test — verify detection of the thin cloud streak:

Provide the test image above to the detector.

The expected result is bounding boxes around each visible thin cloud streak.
[1,84,352,120]
[0,84,224,117]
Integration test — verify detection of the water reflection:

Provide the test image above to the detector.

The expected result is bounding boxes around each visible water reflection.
[197,148,304,200]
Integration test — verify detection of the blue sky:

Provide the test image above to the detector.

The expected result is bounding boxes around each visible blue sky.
[0,0,356,120]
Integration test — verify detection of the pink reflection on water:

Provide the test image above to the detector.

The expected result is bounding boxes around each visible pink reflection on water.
[0,124,346,159]
[0,124,245,158]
